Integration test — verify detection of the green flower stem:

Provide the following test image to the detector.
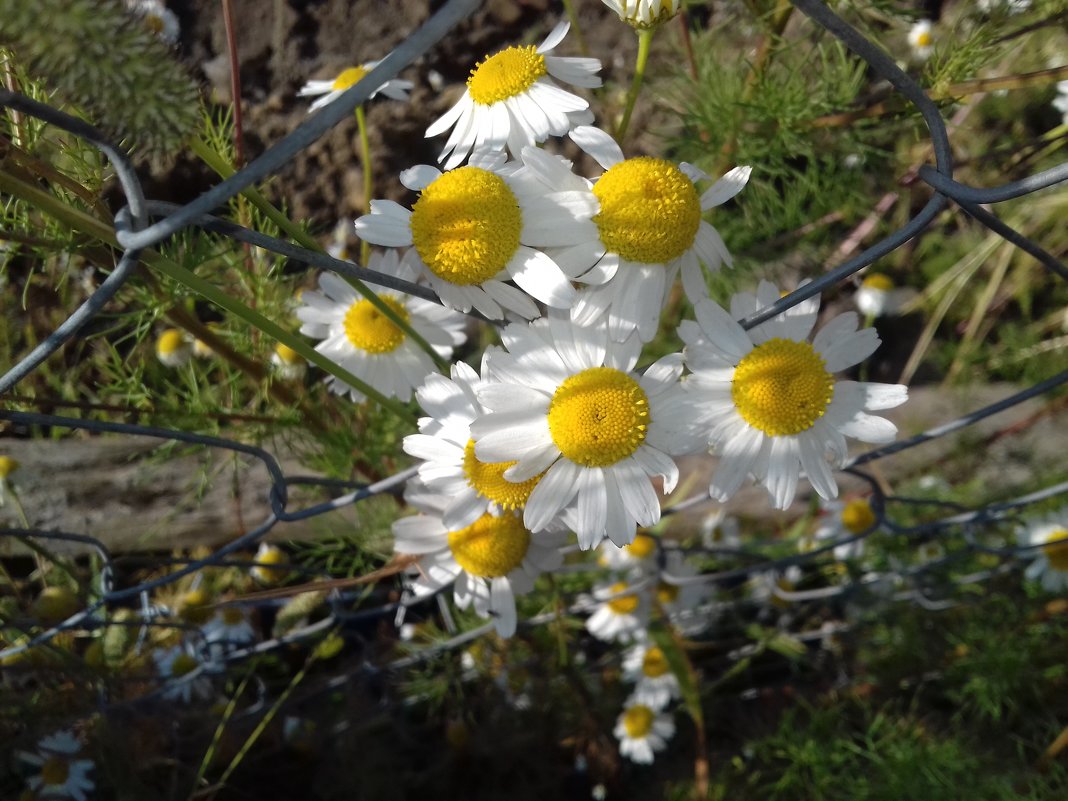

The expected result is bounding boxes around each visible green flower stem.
[615,27,654,144]
[0,167,417,425]
[560,0,588,56]
[354,104,373,268]
[189,138,447,372]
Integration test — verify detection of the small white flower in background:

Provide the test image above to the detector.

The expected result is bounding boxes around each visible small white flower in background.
[155,328,192,367]
[403,361,547,532]
[154,642,213,704]
[392,483,564,638]
[808,497,878,561]
[977,0,1032,14]
[916,540,945,564]
[563,125,750,342]
[271,343,307,381]
[614,698,675,764]
[356,149,598,321]
[674,280,908,510]
[854,273,912,319]
[584,581,649,642]
[19,730,95,801]
[298,62,413,113]
[426,21,601,169]
[472,311,694,549]
[295,249,467,403]
[126,0,180,44]
[597,531,659,570]
[657,551,713,632]
[326,219,353,262]
[0,454,18,503]
[907,20,934,61]
[700,508,741,549]
[1018,511,1068,593]
[1052,80,1068,127]
[602,0,682,29]
[250,542,288,584]
[201,606,256,656]
[192,322,222,359]
[749,564,803,608]
[622,642,680,709]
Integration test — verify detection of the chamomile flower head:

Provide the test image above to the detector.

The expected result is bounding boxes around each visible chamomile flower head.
[20,729,95,801]
[298,62,413,113]
[155,328,192,367]
[404,360,548,531]
[154,642,213,703]
[393,483,564,637]
[810,497,877,561]
[472,311,694,549]
[908,19,934,61]
[602,0,682,29]
[355,149,598,321]
[126,0,180,44]
[1018,510,1068,593]
[657,551,711,624]
[614,698,675,764]
[295,249,467,403]
[584,581,649,642]
[597,532,659,570]
[0,455,18,480]
[271,342,306,381]
[201,606,256,653]
[917,540,945,564]
[700,508,741,549]
[250,542,288,584]
[623,642,680,709]
[676,280,908,510]
[855,273,913,318]
[749,564,803,608]
[561,125,750,342]
[426,21,601,169]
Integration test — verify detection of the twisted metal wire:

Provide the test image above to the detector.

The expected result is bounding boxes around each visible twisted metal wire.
[1,0,1066,704]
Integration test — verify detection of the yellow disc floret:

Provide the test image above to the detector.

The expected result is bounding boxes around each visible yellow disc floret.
[274,343,302,365]
[343,296,409,353]
[462,439,542,510]
[0,455,18,479]
[656,582,680,605]
[467,45,547,105]
[625,533,657,559]
[332,66,369,91]
[1043,528,1068,572]
[447,512,531,578]
[170,652,199,677]
[40,756,70,787]
[409,167,522,286]
[606,581,640,614]
[731,338,835,437]
[593,157,701,264]
[548,367,649,467]
[156,328,187,355]
[622,704,655,738]
[861,273,894,291]
[840,498,876,534]
[642,646,670,678]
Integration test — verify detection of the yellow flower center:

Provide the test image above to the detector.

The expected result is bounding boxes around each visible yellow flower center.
[33,586,79,625]
[625,533,657,559]
[1043,528,1068,572]
[40,756,70,786]
[274,343,302,364]
[840,499,876,534]
[171,652,199,677]
[145,14,166,35]
[642,646,670,678]
[447,512,531,578]
[179,588,213,624]
[915,31,932,48]
[593,157,701,264]
[467,45,547,105]
[462,439,542,511]
[861,273,894,291]
[0,455,18,479]
[332,66,369,91]
[547,367,649,467]
[656,582,680,605]
[221,606,245,626]
[606,581,640,614]
[409,167,522,286]
[731,338,835,437]
[156,328,186,355]
[622,704,655,738]
[343,296,409,353]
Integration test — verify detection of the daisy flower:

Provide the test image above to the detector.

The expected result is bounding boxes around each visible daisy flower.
[154,642,213,704]
[472,312,693,549]
[597,531,659,570]
[602,0,682,29]
[656,551,711,623]
[809,497,878,561]
[354,149,597,321]
[584,581,649,643]
[126,0,180,44]
[250,542,289,585]
[614,698,675,764]
[749,564,803,609]
[155,328,192,367]
[560,125,750,341]
[298,62,413,113]
[271,342,306,381]
[908,20,934,61]
[201,606,256,652]
[1017,511,1068,593]
[20,730,95,801]
[295,249,467,403]
[700,509,741,549]
[623,643,680,709]
[392,484,564,637]
[426,21,601,169]
[916,540,945,564]
[854,273,912,318]
[676,280,909,509]
[403,361,547,531]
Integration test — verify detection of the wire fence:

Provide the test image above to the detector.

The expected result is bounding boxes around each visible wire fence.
[1,0,1067,710]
